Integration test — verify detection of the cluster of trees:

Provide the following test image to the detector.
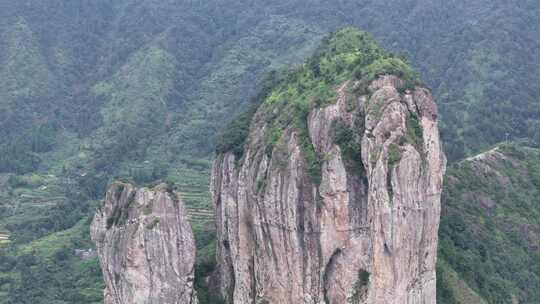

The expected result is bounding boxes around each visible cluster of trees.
[438,145,540,303]
[1,225,104,303]
[1,0,538,175]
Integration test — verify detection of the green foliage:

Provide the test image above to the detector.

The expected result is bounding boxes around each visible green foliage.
[387,144,402,166]
[437,259,487,304]
[300,128,323,185]
[404,114,424,149]
[438,144,540,303]
[0,0,537,171]
[130,162,168,185]
[331,119,365,175]
[361,57,421,89]
[262,27,389,113]
[349,269,370,304]
[194,231,225,304]
[0,218,104,304]
[310,27,385,81]
[265,126,284,156]
[216,72,284,160]
[0,18,57,174]
[386,143,400,203]
[222,28,412,185]
[215,106,258,160]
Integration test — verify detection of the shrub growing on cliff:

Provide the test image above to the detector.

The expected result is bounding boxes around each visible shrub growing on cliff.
[349,269,370,303]
[331,119,365,175]
[296,117,323,185]
[361,57,421,89]
[388,144,402,166]
[217,28,421,185]
[402,113,424,152]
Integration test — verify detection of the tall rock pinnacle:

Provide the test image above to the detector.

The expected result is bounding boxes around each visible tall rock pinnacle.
[91,182,198,304]
[211,28,446,304]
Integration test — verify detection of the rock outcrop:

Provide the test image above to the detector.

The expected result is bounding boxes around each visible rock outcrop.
[91,182,198,304]
[211,69,446,303]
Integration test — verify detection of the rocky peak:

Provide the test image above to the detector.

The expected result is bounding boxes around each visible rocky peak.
[211,28,446,304]
[91,181,198,304]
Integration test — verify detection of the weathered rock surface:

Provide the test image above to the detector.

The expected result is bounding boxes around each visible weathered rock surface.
[211,75,446,304]
[91,182,198,304]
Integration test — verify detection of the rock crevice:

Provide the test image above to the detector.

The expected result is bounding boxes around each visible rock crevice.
[211,75,446,304]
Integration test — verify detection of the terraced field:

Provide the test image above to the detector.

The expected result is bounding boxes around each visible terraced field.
[167,166,215,225]
[1,166,216,240]
[180,189,214,223]
[0,165,216,303]
[0,174,70,237]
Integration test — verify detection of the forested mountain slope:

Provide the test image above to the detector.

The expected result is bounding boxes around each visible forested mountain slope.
[0,0,539,303]
[438,144,540,303]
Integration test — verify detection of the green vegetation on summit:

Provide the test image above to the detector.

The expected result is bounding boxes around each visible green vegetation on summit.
[217,28,420,165]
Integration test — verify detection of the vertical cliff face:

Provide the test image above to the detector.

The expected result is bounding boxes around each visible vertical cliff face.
[91,182,198,304]
[211,28,446,304]
[360,76,446,303]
